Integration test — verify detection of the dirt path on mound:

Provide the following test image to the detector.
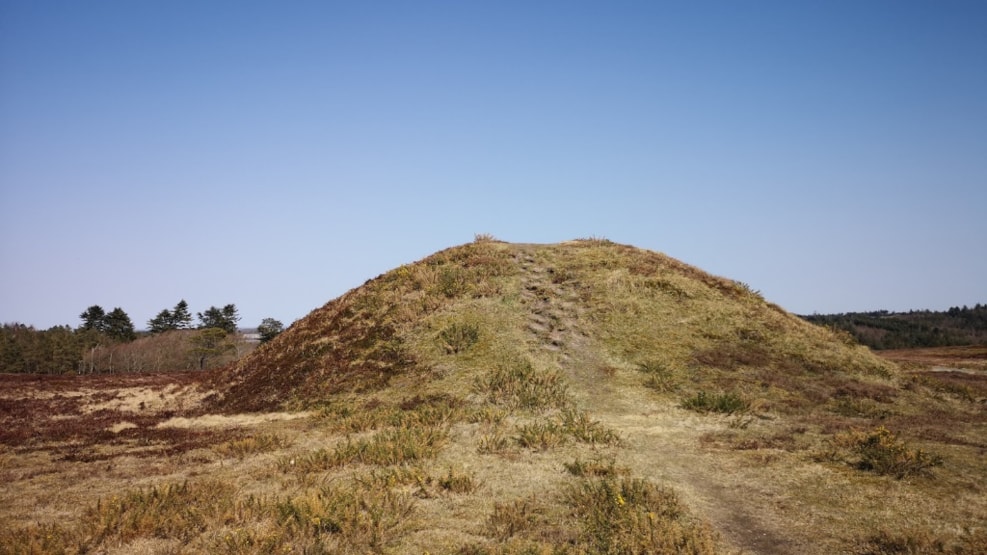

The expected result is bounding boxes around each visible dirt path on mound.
[514,246,803,555]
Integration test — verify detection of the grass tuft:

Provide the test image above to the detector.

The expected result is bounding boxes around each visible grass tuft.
[564,457,623,478]
[276,482,415,551]
[485,497,545,541]
[438,467,481,494]
[477,430,512,455]
[288,425,448,472]
[564,477,717,553]
[639,360,681,392]
[440,322,480,354]
[681,391,750,415]
[213,433,290,459]
[475,357,569,411]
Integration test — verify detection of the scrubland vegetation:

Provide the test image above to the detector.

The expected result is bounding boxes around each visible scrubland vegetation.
[2,238,985,553]
[1,301,285,374]
[803,305,987,349]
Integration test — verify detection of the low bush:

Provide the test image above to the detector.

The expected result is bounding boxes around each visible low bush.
[477,430,512,455]
[833,427,943,479]
[514,410,619,452]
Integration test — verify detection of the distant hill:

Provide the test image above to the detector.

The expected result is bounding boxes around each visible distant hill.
[801,304,987,350]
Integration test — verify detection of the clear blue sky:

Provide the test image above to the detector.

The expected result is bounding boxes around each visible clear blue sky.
[2,1,985,330]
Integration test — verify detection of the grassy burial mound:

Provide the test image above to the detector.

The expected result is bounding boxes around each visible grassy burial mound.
[3,238,985,554]
[213,237,895,414]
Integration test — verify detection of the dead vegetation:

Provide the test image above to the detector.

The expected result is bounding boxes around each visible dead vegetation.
[2,239,985,554]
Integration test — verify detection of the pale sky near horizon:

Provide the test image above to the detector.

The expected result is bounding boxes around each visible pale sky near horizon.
[1,1,985,330]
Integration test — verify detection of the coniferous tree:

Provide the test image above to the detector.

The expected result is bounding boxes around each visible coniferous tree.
[148,309,174,333]
[197,304,240,334]
[172,300,193,329]
[257,318,284,343]
[103,308,136,342]
[79,305,108,333]
[148,300,195,333]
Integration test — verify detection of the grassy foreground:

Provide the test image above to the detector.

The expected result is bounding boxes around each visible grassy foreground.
[2,238,985,554]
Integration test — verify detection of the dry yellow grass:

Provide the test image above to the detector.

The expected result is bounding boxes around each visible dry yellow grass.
[2,240,985,554]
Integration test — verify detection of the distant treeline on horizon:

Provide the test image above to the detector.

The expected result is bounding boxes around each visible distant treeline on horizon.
[801,304,987,350]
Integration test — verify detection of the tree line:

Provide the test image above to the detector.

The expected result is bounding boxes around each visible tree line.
[801,303,987,350]
[0,300,285,374]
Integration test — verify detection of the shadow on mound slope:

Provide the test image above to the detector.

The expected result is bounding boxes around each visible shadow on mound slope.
[208,240,519,412]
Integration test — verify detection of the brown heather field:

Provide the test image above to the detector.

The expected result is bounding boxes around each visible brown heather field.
[2,238,985,554]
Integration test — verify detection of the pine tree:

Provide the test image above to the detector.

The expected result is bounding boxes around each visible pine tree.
[79,305,108,333]
[172,300,193,329]
[103,308,136,342]
[148,309,174,333]
[198,304,240,334]
[257,318,284,343]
